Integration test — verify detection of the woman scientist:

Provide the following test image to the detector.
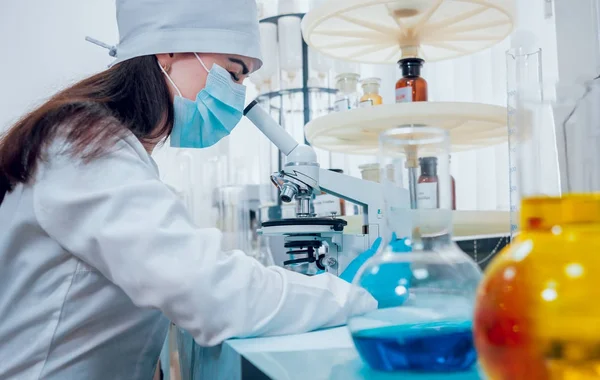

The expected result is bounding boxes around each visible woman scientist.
[0,0,378,379]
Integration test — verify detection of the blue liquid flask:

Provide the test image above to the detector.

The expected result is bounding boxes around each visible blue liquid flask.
[352,320,477,372]
[355,127,482,373]
[346,243,481,373]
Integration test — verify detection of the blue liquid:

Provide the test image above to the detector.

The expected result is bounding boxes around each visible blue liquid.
[352,321,477,372]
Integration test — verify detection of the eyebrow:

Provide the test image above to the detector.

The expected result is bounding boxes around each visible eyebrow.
[228,58,250,75]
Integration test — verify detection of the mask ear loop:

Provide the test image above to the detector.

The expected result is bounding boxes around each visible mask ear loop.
[158,61,183,97]
[194,53,210,74]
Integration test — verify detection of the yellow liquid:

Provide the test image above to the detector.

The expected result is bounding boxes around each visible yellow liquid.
[474,195,600,380]
[360,93,383,106]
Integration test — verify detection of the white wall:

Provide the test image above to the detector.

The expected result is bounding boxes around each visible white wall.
[0,1,118,131]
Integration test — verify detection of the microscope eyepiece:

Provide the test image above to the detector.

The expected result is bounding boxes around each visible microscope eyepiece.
[244,100,259,116]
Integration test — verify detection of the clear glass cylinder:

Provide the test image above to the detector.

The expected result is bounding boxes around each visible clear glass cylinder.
[553,80,600,194]
[278,16,303,84]
[214,186,252,253]
[379,126,454,243]
[506,47,543,238]
[346,127,482,373]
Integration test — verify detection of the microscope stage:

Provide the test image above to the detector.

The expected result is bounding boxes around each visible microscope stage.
[260,218,347,236]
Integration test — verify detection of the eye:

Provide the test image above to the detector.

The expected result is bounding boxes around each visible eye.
[229,71,240,82]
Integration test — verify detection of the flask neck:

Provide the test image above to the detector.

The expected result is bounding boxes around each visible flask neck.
[521,195,600,231]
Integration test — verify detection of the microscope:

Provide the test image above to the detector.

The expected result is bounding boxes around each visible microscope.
[244,101,410,275]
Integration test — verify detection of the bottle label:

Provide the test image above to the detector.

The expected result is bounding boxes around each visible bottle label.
[396,86,413,103]
[359,99,373,108]
[313,194,341,216]
[334,98,350,112]
[417,182,438,209]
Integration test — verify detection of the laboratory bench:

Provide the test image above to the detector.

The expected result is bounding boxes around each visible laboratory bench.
[177,235,507,380]
[178,327,484,380]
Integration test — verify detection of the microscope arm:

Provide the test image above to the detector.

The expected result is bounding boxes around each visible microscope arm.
[244,100,384,245]
[318,169,383,244]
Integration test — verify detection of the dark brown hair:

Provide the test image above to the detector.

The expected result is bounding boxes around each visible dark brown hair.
[0,55,174,204]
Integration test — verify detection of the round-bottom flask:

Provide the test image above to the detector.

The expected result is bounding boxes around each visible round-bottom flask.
[347,127,482,373]
[475,196,600,379]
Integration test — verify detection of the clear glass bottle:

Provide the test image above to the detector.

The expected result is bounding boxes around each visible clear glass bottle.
[334,73,360,112]
[359,77,383,107]
[347,126,482,373]
[474,80,600,379]
[395,58,428,103]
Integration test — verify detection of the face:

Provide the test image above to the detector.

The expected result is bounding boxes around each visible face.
[156,53,255,101]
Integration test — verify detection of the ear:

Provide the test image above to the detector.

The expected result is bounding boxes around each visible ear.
[156,53,176,73]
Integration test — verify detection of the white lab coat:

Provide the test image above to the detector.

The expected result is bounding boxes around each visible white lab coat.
[0,132,376,380]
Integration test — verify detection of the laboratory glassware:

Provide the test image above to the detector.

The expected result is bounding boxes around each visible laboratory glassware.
[334,73,360,112]
[474,79,600,380]
[450,155,456,210]
[359,163,381,183]
[417,157,439,209]
[258,22,279,92]
[359,77,383,107]
[309,47,332,86]
[506,47,543,240]
[346,126,482,373]
[278,16,303,87]
[396,58,428,103]
[309,48,333,118]
[214,185,252,254]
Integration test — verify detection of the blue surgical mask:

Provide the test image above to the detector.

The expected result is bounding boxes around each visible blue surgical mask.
[160,53,247,148]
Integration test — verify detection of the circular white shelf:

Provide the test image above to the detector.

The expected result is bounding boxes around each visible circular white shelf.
[452,210,510,237]
[304,101,507,155]
[302,0,515,64]
[341,210,510,237]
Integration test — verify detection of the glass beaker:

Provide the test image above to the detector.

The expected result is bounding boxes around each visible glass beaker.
[346,127,482,373]
[474,79,600,379]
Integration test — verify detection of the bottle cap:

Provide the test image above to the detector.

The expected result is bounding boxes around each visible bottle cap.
[360,77,381,87]
[335,73,360,93]
[359,163,380,170]
[360,77,381,95]
[398,58,424,78]
[335,73,360,82]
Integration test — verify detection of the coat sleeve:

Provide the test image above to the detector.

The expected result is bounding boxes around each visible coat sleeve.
[33,138,377,347]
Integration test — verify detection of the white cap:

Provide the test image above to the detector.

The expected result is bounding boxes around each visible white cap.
[90,0,263,70]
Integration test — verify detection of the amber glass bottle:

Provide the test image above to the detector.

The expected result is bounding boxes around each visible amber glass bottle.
[395,58,428,103]
[417,157,438,209]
